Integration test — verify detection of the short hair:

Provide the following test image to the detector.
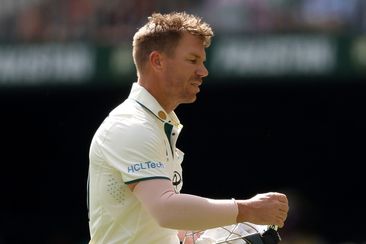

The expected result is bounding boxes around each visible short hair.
[132,12,213,75]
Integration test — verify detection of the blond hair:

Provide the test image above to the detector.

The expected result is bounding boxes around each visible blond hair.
[132,12,213,75]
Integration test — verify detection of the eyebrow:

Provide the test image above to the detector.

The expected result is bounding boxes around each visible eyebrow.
[188,53,206,62]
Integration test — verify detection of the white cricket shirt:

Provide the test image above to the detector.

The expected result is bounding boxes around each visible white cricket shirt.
[88,82,184,244]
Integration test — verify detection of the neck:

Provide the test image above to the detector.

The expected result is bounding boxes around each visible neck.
[137,77,176,114]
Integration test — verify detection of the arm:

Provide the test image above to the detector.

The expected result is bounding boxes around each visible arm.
[130,179,289,230]
[130,179,238,230]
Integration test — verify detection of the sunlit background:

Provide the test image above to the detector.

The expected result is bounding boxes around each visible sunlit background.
[1,1,365,243]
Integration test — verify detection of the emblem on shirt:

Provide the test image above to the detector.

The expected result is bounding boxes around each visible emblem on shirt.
[172,171,182,193]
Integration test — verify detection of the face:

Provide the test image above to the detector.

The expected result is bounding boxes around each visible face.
[161,32,209,108]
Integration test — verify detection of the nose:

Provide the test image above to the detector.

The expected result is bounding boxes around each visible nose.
[197,63,209,78]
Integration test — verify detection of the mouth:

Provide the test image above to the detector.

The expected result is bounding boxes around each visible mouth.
[191,79,202,87]
[191,81,202,93]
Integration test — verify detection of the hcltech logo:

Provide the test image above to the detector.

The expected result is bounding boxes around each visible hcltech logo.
[127,161,165,173]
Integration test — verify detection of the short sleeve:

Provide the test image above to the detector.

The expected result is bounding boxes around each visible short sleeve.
[99,120,171,184]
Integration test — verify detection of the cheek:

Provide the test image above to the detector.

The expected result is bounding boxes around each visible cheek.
[165,61,194,85]
[170,65,190,82]
[177,64,195,80]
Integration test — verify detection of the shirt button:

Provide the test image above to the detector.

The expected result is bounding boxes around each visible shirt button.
[158,110,167,120]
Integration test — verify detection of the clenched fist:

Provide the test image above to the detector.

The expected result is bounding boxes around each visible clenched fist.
[235,192,289,228]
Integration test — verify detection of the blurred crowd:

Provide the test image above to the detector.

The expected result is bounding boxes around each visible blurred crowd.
[0,0,365,44]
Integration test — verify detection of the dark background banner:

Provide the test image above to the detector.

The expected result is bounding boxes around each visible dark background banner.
[1,76,365,243]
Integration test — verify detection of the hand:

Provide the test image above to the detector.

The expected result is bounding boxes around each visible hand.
[236,192,289,228]
[178,230,201,244]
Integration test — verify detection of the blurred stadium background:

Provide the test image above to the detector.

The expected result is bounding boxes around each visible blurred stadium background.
[1,0,365,243]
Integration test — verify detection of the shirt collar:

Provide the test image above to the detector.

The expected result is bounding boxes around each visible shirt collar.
[128,82,181,127]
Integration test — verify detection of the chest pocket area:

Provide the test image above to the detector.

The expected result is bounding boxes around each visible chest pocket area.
[172,148,184,193]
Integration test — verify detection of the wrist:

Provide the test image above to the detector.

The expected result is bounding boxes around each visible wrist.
[235,199,250,223]
[232,198,239,223]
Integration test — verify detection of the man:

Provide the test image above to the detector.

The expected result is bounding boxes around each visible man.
[88,12,289,244]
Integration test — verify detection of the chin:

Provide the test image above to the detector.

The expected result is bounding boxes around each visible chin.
[189,96,198,103]
[182,96,197,104]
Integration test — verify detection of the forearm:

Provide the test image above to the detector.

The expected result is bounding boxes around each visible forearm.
[133,179,238,230]
[154,191,237,230]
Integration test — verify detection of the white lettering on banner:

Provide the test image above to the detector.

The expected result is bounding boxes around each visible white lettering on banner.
[127,162,165,173]
[211,35,336,77]
[0,44,94,84]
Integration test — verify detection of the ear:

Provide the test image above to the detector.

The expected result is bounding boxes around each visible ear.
[149,51,164,71]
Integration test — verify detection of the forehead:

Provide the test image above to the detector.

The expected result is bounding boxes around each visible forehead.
[175,32,206,58]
